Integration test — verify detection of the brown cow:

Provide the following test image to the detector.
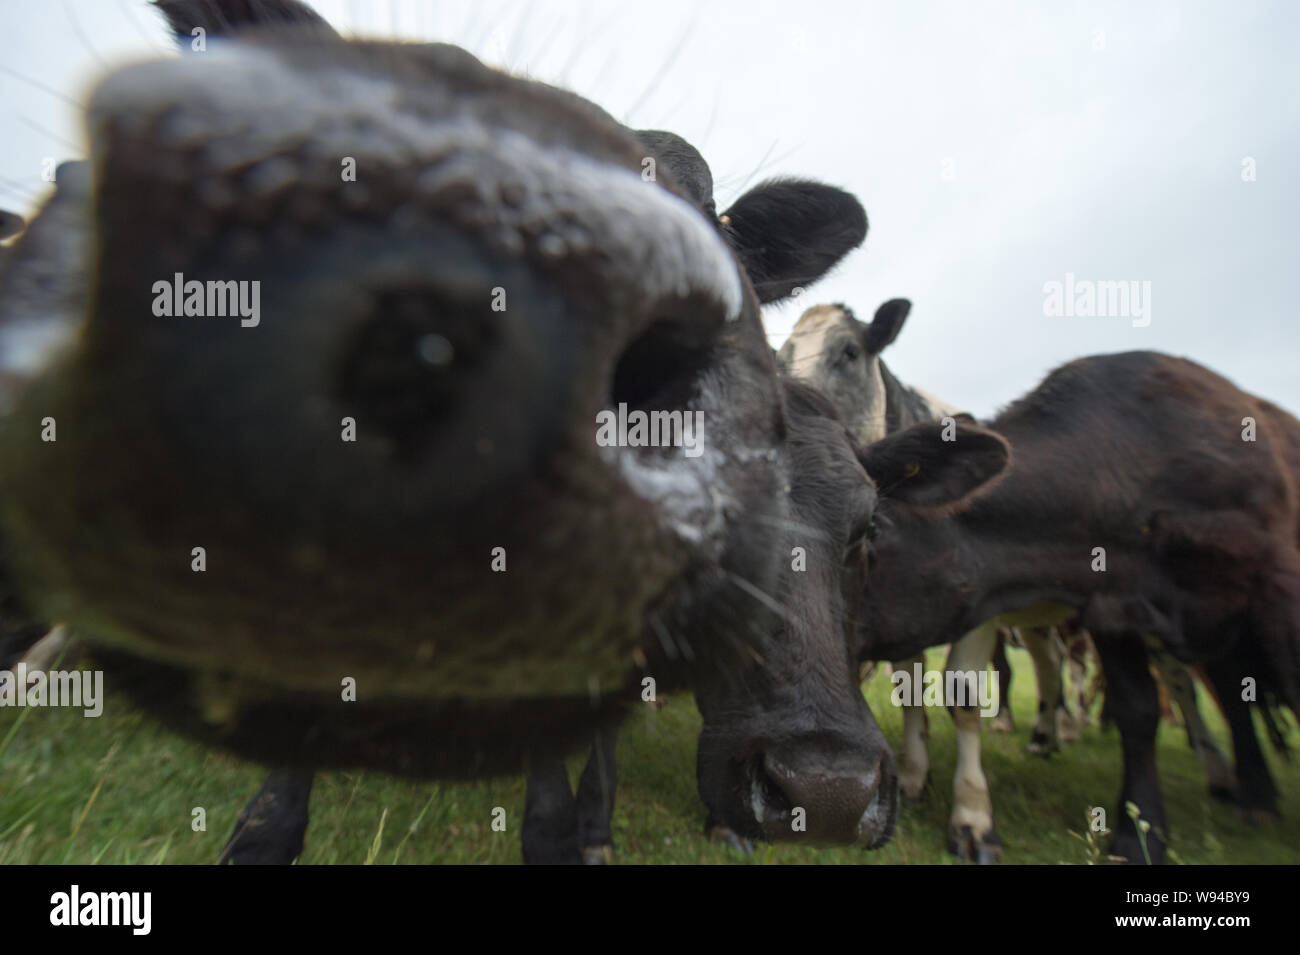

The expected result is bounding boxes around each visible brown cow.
[856,351,1300,863]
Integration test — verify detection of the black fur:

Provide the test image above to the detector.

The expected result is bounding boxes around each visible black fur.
[722,179,866,303]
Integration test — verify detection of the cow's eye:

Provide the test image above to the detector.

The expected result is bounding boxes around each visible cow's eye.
[842,342,861,362]
[866,516,880,541]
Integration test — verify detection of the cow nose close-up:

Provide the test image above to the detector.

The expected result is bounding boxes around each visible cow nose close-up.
[60,46,750,507]
[0,40,776,713]
[756,742,898,847]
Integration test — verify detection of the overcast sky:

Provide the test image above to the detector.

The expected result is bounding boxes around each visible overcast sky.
[2,0,1296,418]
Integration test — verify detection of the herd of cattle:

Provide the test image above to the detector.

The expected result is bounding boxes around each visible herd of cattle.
[0,0,1297,866]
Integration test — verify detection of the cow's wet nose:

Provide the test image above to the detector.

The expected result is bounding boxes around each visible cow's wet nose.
[757,743,897,847]
[63,47,748,510]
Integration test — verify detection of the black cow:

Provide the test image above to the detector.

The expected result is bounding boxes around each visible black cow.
[0,0,907,860]
[855,351,1300,863]
[781,298,1008,860]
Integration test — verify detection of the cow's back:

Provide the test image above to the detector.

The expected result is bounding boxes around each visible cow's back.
[991,352,1300,536]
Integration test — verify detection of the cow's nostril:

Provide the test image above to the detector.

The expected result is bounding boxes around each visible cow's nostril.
[750,756,795,821]
[609,295,726,413]
[335,288,496,460]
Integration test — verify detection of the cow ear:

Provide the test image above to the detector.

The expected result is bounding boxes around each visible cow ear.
[863,298,910,354]
[153,0,340,44]
[860,421,1010,509]
[720,179,866,304]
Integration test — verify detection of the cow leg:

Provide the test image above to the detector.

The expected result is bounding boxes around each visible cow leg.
[573,726,618,864]
[1066,631,1093,726]
[1091,632,1166,864]
[1205,660,1279,823]
[945,622,1000,863]
[522,759,581,864]
[989,632,1015,733]
[220,768,314,865]
[1024,627,1066,755]
[894,654,931,802]
[1150,650,1235,802]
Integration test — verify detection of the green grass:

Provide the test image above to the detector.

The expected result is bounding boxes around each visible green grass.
[2,646,1298,863]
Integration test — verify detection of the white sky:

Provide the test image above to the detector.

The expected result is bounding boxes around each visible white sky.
[2,0,1296,418]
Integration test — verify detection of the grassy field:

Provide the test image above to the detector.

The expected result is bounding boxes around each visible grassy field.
[2,645,1298,864]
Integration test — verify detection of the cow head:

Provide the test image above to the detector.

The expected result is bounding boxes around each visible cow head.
[852,420,1012,662]
[695,380,896,848]
[0,11,868,776]
[777,299,912,445]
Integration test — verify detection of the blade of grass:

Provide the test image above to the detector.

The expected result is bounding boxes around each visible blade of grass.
[363,808,389,865]
[60,773,105,863]
[392,786,439,865]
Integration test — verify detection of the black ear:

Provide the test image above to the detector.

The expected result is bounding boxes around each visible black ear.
[152,0,339,43]
[721,179,866,304]
[859,421,1010,509]
[0,209,24,242]
[863,298,911,355]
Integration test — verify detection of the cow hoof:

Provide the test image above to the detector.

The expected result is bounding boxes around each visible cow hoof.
[708,826,755,856]
[1026,735,1058,757]
[989,710,1015,733]
[218,839,300,865]
[581,845,613,865]
[1058,717,1082,743]
[898,771,930,805]
[900,787,929,807]
[947,825,1001,864]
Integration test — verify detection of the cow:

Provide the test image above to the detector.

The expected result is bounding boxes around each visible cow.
[205,111,892,863]
[522,379,977,863]
[123,0,900,865]
[854,350,1300,863]
[783,301,1241,860]
[0,0,921,861]
[780,298,1010,860]
[991,623,1091,743]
